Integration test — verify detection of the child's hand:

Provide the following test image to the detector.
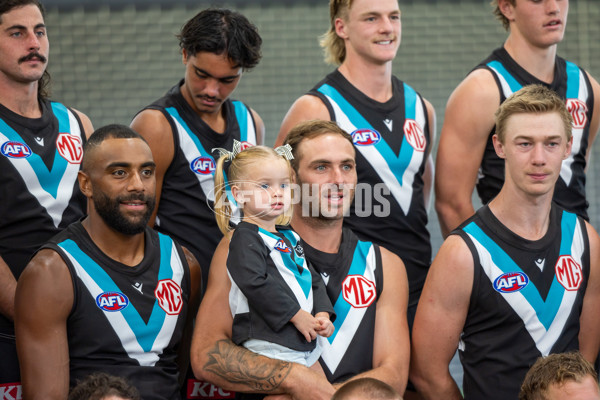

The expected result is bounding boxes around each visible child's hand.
[290,309,319,342]
[315,312,334,337]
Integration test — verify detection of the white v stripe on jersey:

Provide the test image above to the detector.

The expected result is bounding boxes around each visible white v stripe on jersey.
[319,245,376,374]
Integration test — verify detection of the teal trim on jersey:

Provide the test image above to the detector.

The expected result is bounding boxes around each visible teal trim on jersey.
[559,211,577,255]
[259,227,311,298]
[50,102,70,134]
[232,101,249,142]
[0,115,68,198]
[59,239,168,352]
[328,239,372,343]
[565,61,581,99]
[317,84,414,185]
[157,232,175,281]
[487,60,522,93]
[464,222,567,330]
[403,82,417,119]
[165,106,213,173]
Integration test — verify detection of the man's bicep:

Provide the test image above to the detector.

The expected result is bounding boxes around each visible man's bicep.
[15,250,73,400]
[275,95,330,146]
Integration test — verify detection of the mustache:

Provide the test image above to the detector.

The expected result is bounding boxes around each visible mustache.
[19,52,47,64]
[117,193,152,203]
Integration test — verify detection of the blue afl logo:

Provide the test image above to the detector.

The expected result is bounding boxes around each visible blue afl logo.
[493,272,529,293]
[1,141,32,158]
[352,129,381,146]
[96,292,129,312]
[190,156,216,175]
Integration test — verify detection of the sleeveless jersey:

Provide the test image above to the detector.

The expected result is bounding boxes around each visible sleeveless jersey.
[303,228,383,384]
[0,99,86,337]
[308,70,431,306]
[475,47,594,219]
[139,81,258,285]
[454,205,590,400]
[43,222,191,400]
[227,222,333,352]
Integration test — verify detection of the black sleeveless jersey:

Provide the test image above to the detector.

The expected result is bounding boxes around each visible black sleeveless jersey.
[43,222,192,400]
[138,81,258,288]
[474,47,594,219]
[0,99,86,335]
[454,205,589,399]
[304,228,383,384]
[308,70,431,306]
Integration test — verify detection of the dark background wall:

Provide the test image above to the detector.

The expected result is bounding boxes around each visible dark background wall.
[42,0,600,253]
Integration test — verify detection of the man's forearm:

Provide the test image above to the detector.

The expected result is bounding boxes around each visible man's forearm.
[202,339,293,393]
[0,256,16,321]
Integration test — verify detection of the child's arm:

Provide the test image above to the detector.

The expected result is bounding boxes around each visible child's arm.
[290,309,320,343]
[315,312,334,338]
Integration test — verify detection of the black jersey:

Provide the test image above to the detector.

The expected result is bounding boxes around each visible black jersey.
[303,228,383,384]
[308,70,431,306]
[454,205,589,400]
[475,47,594,219]
[227,222,333,352]
[0,99,86,339]
[139,81,258,287]
[43,222,192,400]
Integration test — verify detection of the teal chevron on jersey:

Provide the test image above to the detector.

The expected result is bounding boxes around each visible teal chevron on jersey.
[487,60,522,93]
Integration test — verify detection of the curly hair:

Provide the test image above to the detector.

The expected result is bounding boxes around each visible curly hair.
[68,373,141,400]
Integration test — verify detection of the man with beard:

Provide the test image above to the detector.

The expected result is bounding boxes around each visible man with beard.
[14,125,202,400]
[0,0,94,388]
[191,120,409,399]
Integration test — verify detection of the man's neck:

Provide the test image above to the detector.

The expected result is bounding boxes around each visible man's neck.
[488,186,554,241]
[0,78,41,118]
[291,213,343,254]
[503,35,558,84]
[338,56,394,103]
[82,215,146,267]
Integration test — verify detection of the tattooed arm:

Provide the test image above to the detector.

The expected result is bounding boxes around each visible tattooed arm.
[191,238,334,399]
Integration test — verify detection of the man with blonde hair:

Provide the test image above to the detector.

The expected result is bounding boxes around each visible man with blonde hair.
[276,7,435,391]
[411,85,600,400]
[435,0,600,237]
[332,378,403,400]
[519,352,600,400]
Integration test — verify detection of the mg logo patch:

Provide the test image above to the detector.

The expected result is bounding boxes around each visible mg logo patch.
[352,129,381,146]
[239,141,254,151]
[155,279,183,315]
[190,156,216,175]
[56,133,83,164]
[403,119,426,152]
[566,99,588,130]
[493,272,529,293]
[96,292,129,312]
[1,141,31,159]
[555,255,583,291]
[342,275,376,308]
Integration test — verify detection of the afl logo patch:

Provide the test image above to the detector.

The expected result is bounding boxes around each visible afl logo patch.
[274,239,291,253]
[56,133,83,164]
[555,255,583,291]
[566,99,588,130]
[190,156,216,175]
[342,275,376,308]
[493,272,529,293]
[1,141,31,158]
[96,292,129,312]
[352,129,381,146]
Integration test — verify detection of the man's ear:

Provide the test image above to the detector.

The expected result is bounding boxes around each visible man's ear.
[492,134,506,159]
[78,170,92,198]
[564,136,573,160]
[498,0,515,23]
[335,17,349,40]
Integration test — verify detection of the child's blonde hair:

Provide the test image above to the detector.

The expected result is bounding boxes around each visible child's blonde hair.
[214,145,294,235]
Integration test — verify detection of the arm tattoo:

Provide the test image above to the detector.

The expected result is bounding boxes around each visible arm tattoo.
[204,339,293,392]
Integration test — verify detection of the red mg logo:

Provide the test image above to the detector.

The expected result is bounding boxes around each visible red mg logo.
[155,279,183,315]
[566,99,588,130]
[403,119,426,152]
[342,275,376,308]
[56,133,83,164]
[239,141,254,151]
[555,255,583,291]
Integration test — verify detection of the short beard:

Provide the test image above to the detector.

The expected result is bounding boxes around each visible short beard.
[93,191,155,235]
